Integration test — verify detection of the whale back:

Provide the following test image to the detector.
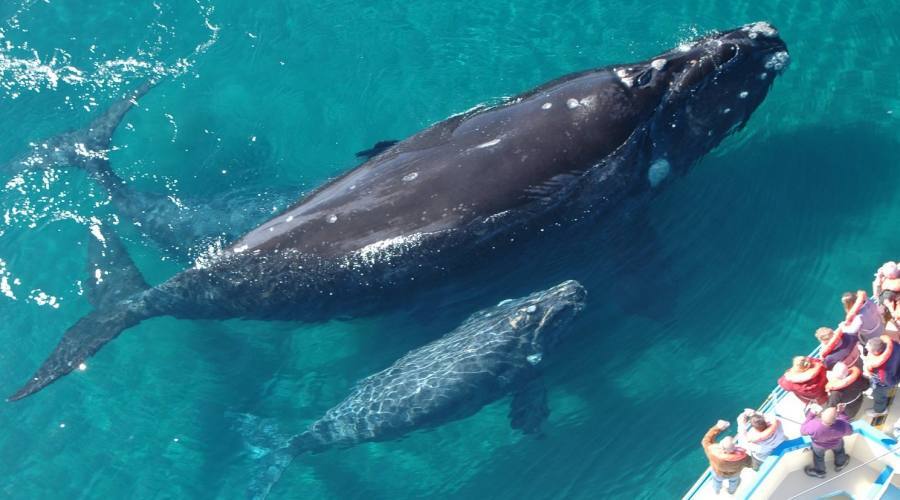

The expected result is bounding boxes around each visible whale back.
[231,71,654,258]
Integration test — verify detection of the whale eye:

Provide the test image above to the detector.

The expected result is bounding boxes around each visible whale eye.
[635,69,653,87]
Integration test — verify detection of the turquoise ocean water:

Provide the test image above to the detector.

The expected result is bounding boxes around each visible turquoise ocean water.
[1,0,900,498]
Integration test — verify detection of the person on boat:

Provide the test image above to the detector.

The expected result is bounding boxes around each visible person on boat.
[816,323,860,370]
[735,410,784,469]
[863,336,900,418]
[842,290,885,348]
[702,419,751,495]
[873,261,899,298]
[825,361,868,418]
[880,288,900,339]
[777,356,828,405]
[800,405,852,478]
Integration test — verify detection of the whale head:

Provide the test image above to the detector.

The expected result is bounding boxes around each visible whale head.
[618,22,789,176]
[500,280,586,356]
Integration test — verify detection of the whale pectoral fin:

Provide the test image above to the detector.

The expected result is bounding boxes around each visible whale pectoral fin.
[508,377,550,435]
[355,140,399,160]
[86,223,150,310]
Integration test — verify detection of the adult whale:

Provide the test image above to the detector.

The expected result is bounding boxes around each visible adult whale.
[233,280,586,499]
[9,22,789,401]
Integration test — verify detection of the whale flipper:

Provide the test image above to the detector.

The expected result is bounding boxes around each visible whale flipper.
[508,376,550,435]
[354,139,398,160]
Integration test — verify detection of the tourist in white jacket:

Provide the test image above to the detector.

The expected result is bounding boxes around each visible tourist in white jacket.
[737,409,786,469]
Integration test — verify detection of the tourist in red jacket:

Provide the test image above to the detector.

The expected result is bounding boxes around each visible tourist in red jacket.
[778,356,828,405]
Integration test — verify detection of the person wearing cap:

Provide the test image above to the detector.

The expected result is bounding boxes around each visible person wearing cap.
[702,419,751,494]
[816,322,860,370]
[863,336,900,418]
[800,405,853,478]
[842,290,885,348]
[778,356,828,405]
[825,361,868,418]
[736,409,785,469]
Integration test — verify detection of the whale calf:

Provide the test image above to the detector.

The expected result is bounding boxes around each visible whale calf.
[9,22,789,401]
[233,280,586,499]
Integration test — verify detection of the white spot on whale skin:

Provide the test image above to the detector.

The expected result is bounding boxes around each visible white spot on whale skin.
[677,42,694,53]
[566,98,580,109]
[722,107,731,114]
[497,298,514,306]
[648,159,671,188]
[541,102,552,110]
[651,58,666,70]
[78,363,87,371]
[525,305,537,313]
[327,214,338,224]
[764,51,790,72]
[739,90,749,99]
[234,244,249,253]
[402,172,418,182]
[475,138,501,149]
[527,353,543,365]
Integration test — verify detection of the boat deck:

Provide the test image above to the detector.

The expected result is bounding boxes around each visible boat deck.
[684,347,900,499]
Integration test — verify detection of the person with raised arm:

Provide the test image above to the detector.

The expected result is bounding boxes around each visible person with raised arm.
[702,419,751,495]
[736,410,785,470]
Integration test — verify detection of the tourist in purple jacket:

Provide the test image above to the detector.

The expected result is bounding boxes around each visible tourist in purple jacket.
[800,405,853,478]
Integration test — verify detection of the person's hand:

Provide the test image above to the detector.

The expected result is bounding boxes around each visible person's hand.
[837,403,847,413]
[808,403,823,415]
[716,420,730,430]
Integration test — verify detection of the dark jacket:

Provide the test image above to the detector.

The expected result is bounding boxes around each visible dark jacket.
[826,369,869,418]
[866,337,900,387]
[820,331,860,370]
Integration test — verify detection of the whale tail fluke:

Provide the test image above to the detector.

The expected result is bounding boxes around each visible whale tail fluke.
[228,412,309,500]
[7,223,151,402]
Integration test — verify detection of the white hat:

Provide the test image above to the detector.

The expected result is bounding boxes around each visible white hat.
[841,315,863,335]
[880,261,900,279]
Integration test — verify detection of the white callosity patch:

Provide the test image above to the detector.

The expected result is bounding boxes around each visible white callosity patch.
[527,353,543,365]
[764,51,790,72]
[566,98,580,109]
[739,90,749,99]
[327,214,338,224]
[401,172,418,182]
[541,102,552,110]
[615,68,634,87]
[475,138,501,149]
[647,159,671,188]
[744,21,778,39]
[651,58,667,71]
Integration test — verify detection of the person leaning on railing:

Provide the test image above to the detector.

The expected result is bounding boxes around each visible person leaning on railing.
[862,336,900,418]
[702,420,751,495]
[778,356,828,405]
[815,320,860,370]
[825,361,868,418]
[735,409,785,470]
